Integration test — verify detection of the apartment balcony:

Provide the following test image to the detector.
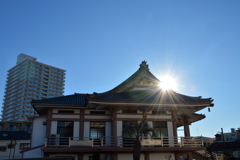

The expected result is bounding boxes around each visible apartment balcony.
[43,136,204,153]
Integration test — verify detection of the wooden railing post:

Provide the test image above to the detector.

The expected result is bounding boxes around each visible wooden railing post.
[101,137,103,147]
[91,138,94,147]
[181,137,184,147]
[69,138,71,147]
[45,138,47,147]
[117,137,120,147]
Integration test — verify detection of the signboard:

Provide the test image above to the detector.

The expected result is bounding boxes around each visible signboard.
[141,139,162,146]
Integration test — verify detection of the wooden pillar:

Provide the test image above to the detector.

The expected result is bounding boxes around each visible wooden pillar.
[80,109,84,139]
[44,152,50,157]
[111,153,118,160]
[172,112,178,137]
[184,123,190,137]
[143,110,148,138]
[111,109,118,160]
[144,152,149,160]
[183,116,190,137]
[78,153,83,160]
[174,153,180,160]
[46,108,52,136]
[187,152,192,160]
[111,109,117,137]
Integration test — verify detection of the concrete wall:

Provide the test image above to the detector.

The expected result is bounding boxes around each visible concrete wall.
[23,147,43,158]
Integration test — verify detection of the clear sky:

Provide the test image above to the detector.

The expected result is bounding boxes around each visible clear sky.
[1,0,240,137]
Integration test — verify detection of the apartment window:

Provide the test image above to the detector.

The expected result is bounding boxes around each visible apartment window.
[9,125,17,131]
[0,147,6,152]
[19,143,30,150]
[153,121,168,138]
[90,122,105,138]
[8,144,15,148]
[57,121,73,137]
[25,125,32,132]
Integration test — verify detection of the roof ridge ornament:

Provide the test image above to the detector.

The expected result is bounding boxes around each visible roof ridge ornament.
[140,60,149,70]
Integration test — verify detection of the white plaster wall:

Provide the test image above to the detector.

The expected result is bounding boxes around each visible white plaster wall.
[83,154,93,160]
[106,122,111,145]
[23,147,43,158]
[74,121,80,140]
[85,115,111,119]
[117,121,122,137]
[117,121,123,147]
[84,122,90,139]
[52,115,80,118]
[31,117,46,147]
[85,110,109,114]
[75,109,80,113]
[52,109,58,113]
[0,140,30,159]
[50,154,78,160]
[137,110,142,113]
[50,121,58,134]
[167,121,174,147]
[117,110,122,113]
[117,114,143,118]
[147,115,172,119]
[118,154,144,160]
[150,153,175,160]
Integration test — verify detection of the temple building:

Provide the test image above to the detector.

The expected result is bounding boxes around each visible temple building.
[23,61,214,160]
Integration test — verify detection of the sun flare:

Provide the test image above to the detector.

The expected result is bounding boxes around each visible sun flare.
[159,76,177,91]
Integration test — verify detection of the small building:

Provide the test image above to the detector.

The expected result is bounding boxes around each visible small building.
[0,121,32,132]
[0,131,31,159]
[23,61,214,160]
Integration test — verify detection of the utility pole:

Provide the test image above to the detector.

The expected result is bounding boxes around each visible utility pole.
[221,128,227,158]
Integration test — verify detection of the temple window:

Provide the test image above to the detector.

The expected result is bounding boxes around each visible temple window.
[153,121,168,138]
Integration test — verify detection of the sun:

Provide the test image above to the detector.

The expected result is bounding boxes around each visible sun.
[159,76,177,91]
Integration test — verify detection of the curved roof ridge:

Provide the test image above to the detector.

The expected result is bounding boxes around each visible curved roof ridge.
[102,61,160,93]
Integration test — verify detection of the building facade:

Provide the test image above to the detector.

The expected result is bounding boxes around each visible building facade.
[23,61,214,160]
[0,131,31,159]
[0,121,33,133]
[1,53,66,122]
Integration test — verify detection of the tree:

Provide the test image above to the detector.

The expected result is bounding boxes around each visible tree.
[122,119,155,160]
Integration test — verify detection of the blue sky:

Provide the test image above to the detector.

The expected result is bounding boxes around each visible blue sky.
[1,0,240,137]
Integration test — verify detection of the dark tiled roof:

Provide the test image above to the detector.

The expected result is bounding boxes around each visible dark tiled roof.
[32,90,213,105]
[0,131,31,140]
[208,141,240,150]
[89,90,213,104]
[31,94,87,105]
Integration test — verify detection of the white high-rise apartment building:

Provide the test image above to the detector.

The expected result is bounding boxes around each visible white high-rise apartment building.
[1,53,66,121]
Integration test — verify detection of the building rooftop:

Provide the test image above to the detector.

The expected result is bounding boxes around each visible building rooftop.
[0,131,31,140]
